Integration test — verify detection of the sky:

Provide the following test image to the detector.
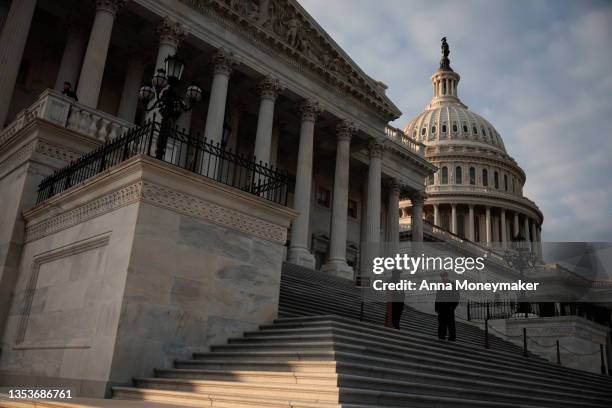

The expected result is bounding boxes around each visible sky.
[299,0,612,242]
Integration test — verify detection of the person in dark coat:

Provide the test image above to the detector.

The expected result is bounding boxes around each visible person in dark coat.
[435,271,459,341]
[61,81,78,101]
[384,269,405,330]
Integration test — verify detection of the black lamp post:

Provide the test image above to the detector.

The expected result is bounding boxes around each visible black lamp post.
[504,232,537,316]
[138,54,202,159]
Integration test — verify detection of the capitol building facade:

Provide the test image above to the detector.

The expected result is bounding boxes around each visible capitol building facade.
[0,0,609,405]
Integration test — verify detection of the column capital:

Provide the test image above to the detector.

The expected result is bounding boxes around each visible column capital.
[212,48,238,76]
[95,0,128,16]
[157,16,188,48]
[368,140,384,159]
[410,191,427,205]
[336,120,356,141]
[258,75,282,101]
[299,98,322,122]
[385,178,401,195]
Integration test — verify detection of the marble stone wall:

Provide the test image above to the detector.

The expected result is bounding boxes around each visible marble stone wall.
[108,201,287,385]
[0,155,295,397]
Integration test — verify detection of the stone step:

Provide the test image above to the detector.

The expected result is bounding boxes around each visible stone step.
[131,377,340,403]
[278,294,519,349]
[172,356,611,401]
[174,359,338,373]
[204,339,604,392]
[155,368,338,385]
[266,316,610,385]
[112,387,341,408]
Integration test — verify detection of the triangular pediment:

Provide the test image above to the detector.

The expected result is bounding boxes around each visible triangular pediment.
[181,0,401,120]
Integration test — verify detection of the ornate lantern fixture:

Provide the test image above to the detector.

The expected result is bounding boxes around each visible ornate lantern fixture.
[138,54,202,159]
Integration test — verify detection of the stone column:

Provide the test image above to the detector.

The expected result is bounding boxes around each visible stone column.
[514,212,520,239]
[321,121,355,278]
[485,206,492,246]
[146,17,187,122]
[226,100,245,152]
[54,19,88,91]
[524,216,530,242]
[204,48,236,145]
[433,204,439,226]
[451,204,457,234]
[77,0,127,108]
[0,0,37,127]
[154,17,186,71]
[501,209,507,249]
[387,180,401,256]
[363,140,384,268]
[287,99,321,268]
[411,193,424,242]
[253,75,281,165]
[468,204,475,241]
[117,53,147,122]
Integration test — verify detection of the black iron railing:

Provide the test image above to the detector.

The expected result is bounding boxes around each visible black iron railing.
[467,300,611,326]
[36,120,291,205]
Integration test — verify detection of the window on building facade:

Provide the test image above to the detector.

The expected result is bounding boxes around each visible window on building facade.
[441,166,448,184]
[347,199,358,219]
[455,166,462,184]
[482,169,488,186]
[452,124,458,132]
[494,171,499,189]
[316,186,331,208]
[428,173,434,185]
[469,167,476,185]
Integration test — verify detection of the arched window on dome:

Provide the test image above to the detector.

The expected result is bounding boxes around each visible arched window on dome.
[494,171,499,189]
[482,169,488,187]
[452,123,458,133]
[469,167,476,185]
[463,124,468,133]
[431,125,436,134]
[442,124,447,133]
[473,126,478,135]
[441,166,448,184]
[421,127,426,136]
[482,128,487,137]
[455,166,462,184]
[504,174,508,191]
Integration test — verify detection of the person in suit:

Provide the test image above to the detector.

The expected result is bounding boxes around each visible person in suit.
[435,271,459,340]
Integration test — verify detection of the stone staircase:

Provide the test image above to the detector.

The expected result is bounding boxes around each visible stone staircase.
[112,263,612,407]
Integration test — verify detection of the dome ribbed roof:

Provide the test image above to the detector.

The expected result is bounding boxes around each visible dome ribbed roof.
[403,104,506,153]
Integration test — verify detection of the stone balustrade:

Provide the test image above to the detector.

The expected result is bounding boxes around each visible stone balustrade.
[385,125,425,157]
[0,89,134,148]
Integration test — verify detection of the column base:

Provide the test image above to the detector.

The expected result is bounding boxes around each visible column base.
[287,246,316,269]
[320,259,354,280]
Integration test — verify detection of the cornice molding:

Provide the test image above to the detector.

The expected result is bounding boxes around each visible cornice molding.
[179,0,399,119]
[25,180,287,244]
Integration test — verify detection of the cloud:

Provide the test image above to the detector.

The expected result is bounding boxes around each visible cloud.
[300,0,612,242]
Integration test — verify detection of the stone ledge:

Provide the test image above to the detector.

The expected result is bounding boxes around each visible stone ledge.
[24,155,297,245]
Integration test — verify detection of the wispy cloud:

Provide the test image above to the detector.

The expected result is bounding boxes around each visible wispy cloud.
[300,0,612,241]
